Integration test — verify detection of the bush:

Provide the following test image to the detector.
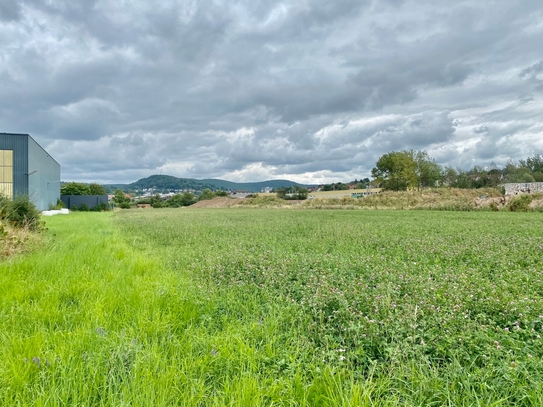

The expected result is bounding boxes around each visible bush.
[166,192,195,207]
[49,199,65,210]
[276,187,309,200]
[91,202,108,212]
[507,194,532,212]
[198,189,214,201]
[79,203,89,212]
[119,202,131,209]
[0,194,43,231]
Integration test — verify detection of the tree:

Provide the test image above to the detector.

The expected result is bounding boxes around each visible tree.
[167,192,196,207]
[198,189,214,201]
[321,182,350,191]
[519,173,536,183]
[356,178,371,189]
[276,186,308,200]
[113,189,130,205]
[372,151,418,191]
[442,166,458,187]
[415,151,442,189]
[61,182,91,195]
[89,183,107,195]
[521,154,543,173]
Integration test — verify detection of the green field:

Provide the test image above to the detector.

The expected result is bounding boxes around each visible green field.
[1,209,543,406]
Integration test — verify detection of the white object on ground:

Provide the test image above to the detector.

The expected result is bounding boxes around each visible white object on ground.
[42,209,70,216]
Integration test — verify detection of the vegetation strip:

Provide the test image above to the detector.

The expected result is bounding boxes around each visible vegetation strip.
[2,210,543,405]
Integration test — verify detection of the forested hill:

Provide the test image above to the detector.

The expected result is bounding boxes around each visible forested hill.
[128,175,216,191]
[199,178,307,192]
[104,174,308,193]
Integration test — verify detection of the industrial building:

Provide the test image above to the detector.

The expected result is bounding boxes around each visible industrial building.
[0,132,60,211]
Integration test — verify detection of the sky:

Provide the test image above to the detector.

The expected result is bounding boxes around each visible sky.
[1,0,542,184]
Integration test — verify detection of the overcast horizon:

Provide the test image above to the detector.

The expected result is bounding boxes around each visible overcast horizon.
[1,1,542,184]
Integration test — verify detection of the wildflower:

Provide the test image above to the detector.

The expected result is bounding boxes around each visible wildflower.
[339,356,346,361]
[528,354,533,358]
[32,357,40,367]
[211,349,216,356]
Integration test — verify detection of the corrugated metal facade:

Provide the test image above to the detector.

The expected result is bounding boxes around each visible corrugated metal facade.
[28,136,61,210]
[60,195,108,210]
[0,133,60,210]
[0,132,29,197]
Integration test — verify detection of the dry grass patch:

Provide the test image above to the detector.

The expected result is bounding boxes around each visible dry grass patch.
[0,221,42,260]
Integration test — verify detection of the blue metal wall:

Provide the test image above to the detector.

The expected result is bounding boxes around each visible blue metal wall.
[60,195,108,210]
[0,133,61,210]
[0,132,29,197]
[28,136,61,210]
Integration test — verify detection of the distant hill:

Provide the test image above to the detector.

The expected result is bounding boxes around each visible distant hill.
[103,174,311,193]
[127,175,216,191]
[199,178,307,192]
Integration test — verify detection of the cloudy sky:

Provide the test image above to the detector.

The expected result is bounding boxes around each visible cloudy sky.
[1,0,542,184]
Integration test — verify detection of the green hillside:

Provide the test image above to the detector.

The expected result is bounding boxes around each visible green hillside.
[128,175,215,191]
[102,175,310,193]
[199,178,307,192]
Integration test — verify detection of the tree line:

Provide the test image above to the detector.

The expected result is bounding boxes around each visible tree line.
[371,151,543,191]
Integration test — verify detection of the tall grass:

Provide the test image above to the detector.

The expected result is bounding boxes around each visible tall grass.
[1,210,543,405]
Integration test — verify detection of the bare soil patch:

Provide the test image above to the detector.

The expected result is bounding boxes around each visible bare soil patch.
[189,197,239,208]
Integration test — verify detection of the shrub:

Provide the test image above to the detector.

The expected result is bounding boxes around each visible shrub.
[119,202,131,209]
[91,202,108,212]
[0,194,43,231]
[79,203,89,212]
[198,189,214,201]
[507,194,532,212]
[49,199,65,210]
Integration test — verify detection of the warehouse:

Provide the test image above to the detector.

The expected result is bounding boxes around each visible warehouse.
[0,132,60,211]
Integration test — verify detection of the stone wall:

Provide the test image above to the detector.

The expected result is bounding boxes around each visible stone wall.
[503,182,543,196]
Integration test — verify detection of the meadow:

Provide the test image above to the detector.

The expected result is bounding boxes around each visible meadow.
[1,209,543,406]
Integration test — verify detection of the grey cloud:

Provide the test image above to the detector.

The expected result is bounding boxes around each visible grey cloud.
[520,60,543,91]
[0,0,22,22]
[1,0,542,183]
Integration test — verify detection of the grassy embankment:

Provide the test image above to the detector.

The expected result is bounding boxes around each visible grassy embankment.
[237,188,543,211]
[2,209,543,405]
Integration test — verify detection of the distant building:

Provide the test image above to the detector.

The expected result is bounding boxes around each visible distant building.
[0,132,60,210]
